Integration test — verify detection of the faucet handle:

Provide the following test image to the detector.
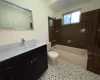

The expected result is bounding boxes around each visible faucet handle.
[21,38,25,43]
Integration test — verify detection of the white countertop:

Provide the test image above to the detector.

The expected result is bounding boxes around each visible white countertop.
[0,40,47,62]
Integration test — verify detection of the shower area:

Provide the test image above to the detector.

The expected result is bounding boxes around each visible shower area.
[48,9,100,75]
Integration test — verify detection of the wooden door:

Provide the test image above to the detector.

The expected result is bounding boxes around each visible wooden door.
[55,19,62,45]
[96,9,100,48]
[48,17,56,46]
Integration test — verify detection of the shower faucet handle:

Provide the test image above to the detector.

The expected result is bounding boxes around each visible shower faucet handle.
[56,30,59,33]
[68,40,71,44]
[52,40,56,42]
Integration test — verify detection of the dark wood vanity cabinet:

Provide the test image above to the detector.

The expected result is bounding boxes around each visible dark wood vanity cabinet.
[0,45,48,80]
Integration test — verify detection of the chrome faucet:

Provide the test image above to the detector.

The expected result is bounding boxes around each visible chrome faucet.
[21,38,25,45]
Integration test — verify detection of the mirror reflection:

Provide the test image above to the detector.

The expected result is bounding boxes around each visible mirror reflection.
[0,0,33,30]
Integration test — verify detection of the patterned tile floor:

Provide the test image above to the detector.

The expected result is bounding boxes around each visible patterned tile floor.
[39,59,99,80]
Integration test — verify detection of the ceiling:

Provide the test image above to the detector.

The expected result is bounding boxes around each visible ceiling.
[49,0,92,12]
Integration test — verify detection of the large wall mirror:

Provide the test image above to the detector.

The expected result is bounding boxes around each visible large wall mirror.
[0,0,33,30]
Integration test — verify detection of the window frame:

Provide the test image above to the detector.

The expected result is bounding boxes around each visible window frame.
[62,9,81,25]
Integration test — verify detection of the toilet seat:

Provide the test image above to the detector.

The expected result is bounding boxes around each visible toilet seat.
[48,51,59,58]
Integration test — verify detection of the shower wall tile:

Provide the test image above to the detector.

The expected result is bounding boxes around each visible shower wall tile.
[54,9,100,75]
[55,9,100,49]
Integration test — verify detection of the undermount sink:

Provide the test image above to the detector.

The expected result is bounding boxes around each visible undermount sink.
[0,40,37,52]
[14,40,37,51]
[25,39,37,48]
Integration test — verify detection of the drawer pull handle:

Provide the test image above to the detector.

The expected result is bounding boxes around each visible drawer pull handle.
[34,59,36,61]
[56,30,59,32]
[31,59,36,64]
[6,66,12,71]
[31,61,34,64]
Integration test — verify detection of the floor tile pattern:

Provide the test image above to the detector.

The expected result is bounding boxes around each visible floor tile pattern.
[39,59,99,80]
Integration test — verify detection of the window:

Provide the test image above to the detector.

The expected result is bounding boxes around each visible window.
[64,14,71,24]
[63,10,81,25]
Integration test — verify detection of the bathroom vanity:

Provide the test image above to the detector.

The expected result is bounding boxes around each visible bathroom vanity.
[0,41,48,80]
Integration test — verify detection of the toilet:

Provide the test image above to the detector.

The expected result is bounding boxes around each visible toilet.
[48,51,59,65]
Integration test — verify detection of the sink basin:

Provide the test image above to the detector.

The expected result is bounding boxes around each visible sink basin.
[26,40,37,48]
[0,40,37,52]
[15,40,37,51]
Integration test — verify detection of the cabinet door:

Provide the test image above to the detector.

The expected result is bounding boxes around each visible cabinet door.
[0,68,14,80]
[34,45,48,79]
[0,57,17,80]
[16,45,48,80]
[13,51,37,80]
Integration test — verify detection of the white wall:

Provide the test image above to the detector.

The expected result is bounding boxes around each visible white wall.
[0,0,55,46]
[48,0,57,5]
[56,0,100,19]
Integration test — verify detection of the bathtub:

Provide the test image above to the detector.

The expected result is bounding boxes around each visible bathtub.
[52,45,88,69]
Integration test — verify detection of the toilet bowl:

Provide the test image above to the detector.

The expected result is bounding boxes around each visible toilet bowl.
[48,51,59,65]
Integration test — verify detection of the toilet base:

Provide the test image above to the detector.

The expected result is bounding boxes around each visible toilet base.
[52,60,57,65]
[48,57,58,66]
[51,58,58,66]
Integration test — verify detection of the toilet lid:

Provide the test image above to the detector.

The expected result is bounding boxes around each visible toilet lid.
[48,51,59,57]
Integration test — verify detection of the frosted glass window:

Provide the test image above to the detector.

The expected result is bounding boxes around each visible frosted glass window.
[71,11,81,23]
[63,10,81,25]
[64,14,71,24]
